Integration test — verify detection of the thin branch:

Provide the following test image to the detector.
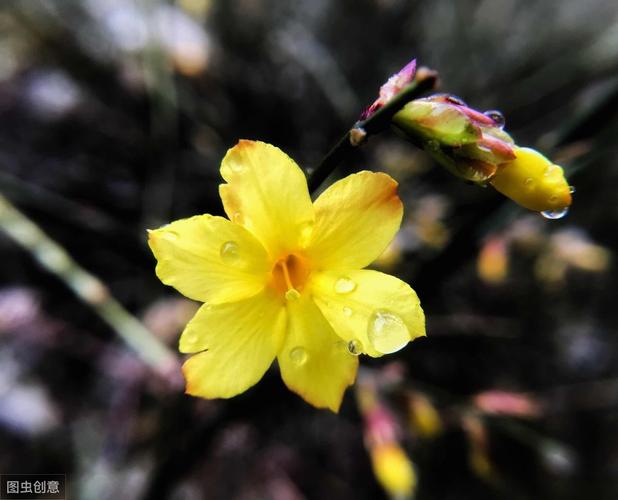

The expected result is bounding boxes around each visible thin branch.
[308,70,438,193]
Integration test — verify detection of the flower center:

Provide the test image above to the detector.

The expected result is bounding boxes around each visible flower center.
[270,254,310,300]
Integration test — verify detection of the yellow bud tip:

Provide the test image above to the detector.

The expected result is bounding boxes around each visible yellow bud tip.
[370,443,417,497]
[489,147,572,212]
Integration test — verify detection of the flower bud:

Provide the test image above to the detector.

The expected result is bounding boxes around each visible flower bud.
[386,84,573,214]
[370,442,417,499]
[407,392,443,438]
[361,59,417,120]
[392,96,518,185]
[393,99,481,146]
[490,147,572,213]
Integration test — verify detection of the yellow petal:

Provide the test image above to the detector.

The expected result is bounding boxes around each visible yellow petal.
[490,147,572,212]
[219,140,314,257]
[181,289,286,399]
[311,270,425,357]
[278,296,358,412]
[305,171,403,270]
[148,214,270,304]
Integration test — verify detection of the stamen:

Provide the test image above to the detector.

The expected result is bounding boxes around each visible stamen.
[281,260,294,291]
[281,259,300,300]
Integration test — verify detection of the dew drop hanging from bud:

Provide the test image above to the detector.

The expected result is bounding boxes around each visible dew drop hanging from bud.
[541,207,569,219]
[484,110,505,129]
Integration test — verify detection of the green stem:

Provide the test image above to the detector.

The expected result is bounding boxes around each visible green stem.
[308,70,438,193]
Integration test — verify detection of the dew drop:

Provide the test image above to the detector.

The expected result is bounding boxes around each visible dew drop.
[229,161,244,173]
[484,110,505,128]
[298,220,315,246]
[343,306,353,317]
[162,230,179,241]
[541,207,569,219]
[220,241,239,264]
[180,331,199,352]
[569,186,576,194]
[347,339,363,356]
[232,212,243,224]
[544,164,562,177]
[184,331,199,345]
[289,346,308,366]
[548,195,559,205]
[334,277,357,294]
[285,288,301,301]
[524,177,535,189]
[367,310,410,354]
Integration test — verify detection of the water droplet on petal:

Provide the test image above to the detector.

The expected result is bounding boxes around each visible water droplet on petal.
[289,346,308,366]
[484,110,505,128]
[185,331,199,345]
[285,289,301,301]
[220,241,239,264]
[334,277,356,294]
[298,220,315,246]
[347,339,363,356]
[524,177,535,189]
[343,306,353,317]
[569,186,576,194]
[541,207,569,219]
[367,310,410,354]
[544,164,562,177]
[162,230,179,241]
[232,212,243,224]
[229,161,244,173]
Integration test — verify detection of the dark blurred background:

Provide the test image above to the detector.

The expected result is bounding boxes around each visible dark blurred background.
[0,1,617,499]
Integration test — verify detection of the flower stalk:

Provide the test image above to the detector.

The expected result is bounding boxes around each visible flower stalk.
[308,64,438,192]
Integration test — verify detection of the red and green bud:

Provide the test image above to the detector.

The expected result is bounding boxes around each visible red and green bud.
[393,98,482,146]
[362,59,573,215]
[390,94,572,215]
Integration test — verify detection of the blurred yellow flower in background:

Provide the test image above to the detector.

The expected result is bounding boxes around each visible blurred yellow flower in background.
[148,140,425,411]
[371,442,417,499]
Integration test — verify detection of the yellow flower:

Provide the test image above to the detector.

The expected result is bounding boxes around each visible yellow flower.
[148,140,425,411]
